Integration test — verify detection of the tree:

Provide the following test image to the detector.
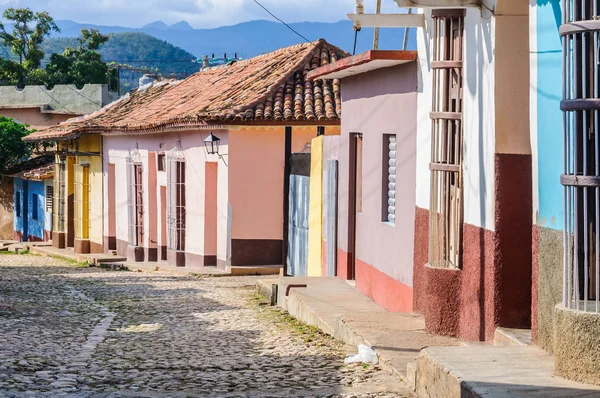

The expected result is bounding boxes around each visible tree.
[0,117,32,174]
[46,29,116,89]
[0,8,59,87]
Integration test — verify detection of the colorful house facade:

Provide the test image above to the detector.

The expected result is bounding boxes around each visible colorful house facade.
[307,1,532,341]
[25,40,344,269]
[8,156,54,242]
[530,0,600,385]
[307,50,419,312]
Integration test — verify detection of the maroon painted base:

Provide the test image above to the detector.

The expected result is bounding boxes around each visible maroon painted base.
[52,231,66,249]
[413,153,532,341]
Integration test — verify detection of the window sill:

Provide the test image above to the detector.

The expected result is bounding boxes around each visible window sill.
[382,221,395,228]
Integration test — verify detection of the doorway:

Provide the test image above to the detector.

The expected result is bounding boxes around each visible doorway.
[347,133,363,281]
[204,162,218,266]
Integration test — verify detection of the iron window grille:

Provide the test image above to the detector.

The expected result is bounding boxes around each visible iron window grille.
[560,0,600,312]
[53,157,66,232]
[73,163,90,240]
[428,9,465,269]
[167,141,186,252]
[126,148,144,247]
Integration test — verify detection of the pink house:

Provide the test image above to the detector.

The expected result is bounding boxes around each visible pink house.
[307,50,419,311]
[26,40,345,269]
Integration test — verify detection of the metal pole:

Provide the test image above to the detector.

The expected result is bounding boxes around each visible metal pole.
[402,9,413,50]
[373,0,381,50]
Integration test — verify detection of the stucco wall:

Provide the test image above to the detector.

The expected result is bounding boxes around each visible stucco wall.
[530,0,564,350]
[554,305,600,385]
[0,85,118,116]
[338,63,418,292]
[103,129,228,265]
[76,135,103,251]
[0,108,73,131]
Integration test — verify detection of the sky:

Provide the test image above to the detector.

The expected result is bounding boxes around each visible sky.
[0,0,400,29]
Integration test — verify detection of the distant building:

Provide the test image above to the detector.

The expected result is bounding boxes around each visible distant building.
[0,84,118,130]
[7,156,55,242]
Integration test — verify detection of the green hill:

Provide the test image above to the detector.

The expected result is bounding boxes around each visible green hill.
[41,32,201,92]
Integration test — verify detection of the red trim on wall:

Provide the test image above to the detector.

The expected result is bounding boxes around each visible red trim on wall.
[337,248,350,280]
[413,206,498,341]
[494,153,532,328]
[355,257,413,312]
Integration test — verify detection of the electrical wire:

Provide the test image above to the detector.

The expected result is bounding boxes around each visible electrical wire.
[36,85,78,115]
[251,0,316,47]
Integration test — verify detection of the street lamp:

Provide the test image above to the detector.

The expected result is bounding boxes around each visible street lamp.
[203,132,220,155]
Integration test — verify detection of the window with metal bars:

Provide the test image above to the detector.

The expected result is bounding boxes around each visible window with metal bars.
[126,152,144,247]
[73,164,90,240]
[53,158,66,232]
[45,185,53,214]
[560,0,600,312]
[428,9,465,269]
[383,134,397,224]
[167,145,186,252]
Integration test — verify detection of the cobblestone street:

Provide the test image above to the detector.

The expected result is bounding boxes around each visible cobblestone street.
[0,255,413,397]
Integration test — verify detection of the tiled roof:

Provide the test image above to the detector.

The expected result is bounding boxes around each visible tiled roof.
[25,39,347,141]
[5,156,54,180]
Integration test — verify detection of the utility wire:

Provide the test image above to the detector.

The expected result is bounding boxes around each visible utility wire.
[36,86,78,115]
[252,0,317,47]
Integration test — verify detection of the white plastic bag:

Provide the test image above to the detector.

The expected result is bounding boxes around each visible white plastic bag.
[344,344,379,365]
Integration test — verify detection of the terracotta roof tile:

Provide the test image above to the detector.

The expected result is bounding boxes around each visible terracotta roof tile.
[5,156,54,180]
[25,39,348,142]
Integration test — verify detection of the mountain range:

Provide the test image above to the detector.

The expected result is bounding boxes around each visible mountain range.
[48,19,417,59]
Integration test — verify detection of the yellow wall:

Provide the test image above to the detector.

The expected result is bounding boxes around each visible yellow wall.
[73,134,103,246]
[307,135,324,276]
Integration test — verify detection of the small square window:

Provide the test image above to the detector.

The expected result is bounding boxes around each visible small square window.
[158,153,166,171]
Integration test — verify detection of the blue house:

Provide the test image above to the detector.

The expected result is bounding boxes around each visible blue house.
[8,156,54,242]
[531,0,600,385]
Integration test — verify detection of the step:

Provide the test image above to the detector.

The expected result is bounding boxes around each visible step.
[493,327,532,347]
[415,346,600,398]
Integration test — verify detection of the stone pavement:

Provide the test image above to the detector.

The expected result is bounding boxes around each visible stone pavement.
[0,254,415,397]
[257,277,459,389]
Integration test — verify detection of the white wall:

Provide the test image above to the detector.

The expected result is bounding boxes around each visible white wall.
[415,8,496,232]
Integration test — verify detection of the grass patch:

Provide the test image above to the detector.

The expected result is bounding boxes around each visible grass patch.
[248,292,337,347]
[49,255,89,268]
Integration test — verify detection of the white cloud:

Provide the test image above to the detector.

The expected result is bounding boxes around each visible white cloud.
[0,0,400,28]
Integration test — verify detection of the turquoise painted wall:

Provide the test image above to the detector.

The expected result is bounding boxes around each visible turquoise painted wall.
[536,0,564,231]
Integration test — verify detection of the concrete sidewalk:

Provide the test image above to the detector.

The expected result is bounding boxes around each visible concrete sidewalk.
[257,277,459,389]
[258,277,600,398]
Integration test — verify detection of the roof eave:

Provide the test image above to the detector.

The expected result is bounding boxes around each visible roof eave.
[307,50,418,80]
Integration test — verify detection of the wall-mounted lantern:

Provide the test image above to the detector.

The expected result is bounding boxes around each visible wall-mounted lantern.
[203,132,221,155]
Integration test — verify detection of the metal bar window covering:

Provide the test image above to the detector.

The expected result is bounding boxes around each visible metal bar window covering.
[428,9,465,269]
[167,146,186,252]
[126,152,144,247]
[53,157,66,232]
[73,164,90,240]
[560,0,600,312]
[386,135,397,223]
